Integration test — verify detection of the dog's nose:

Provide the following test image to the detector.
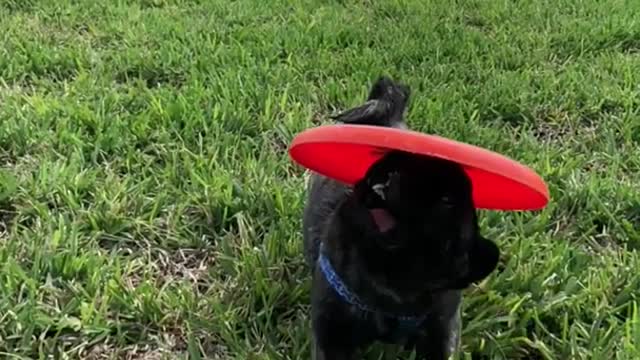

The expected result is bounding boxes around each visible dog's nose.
[454,254,469,273]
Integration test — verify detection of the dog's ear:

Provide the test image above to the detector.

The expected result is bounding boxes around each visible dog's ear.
[455,236,500,288]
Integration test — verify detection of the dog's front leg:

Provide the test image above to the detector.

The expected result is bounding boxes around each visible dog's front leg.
[311,319,358,360]
[412,308,461,360]
[311,300,359,359]
[312,341,355,360]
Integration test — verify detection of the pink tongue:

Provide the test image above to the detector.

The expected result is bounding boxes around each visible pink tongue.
[369,208,396,233]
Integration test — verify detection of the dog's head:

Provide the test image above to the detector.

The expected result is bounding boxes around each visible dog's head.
[333,151,499,299]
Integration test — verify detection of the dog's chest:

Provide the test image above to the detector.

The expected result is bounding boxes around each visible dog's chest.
[349,307,425,345]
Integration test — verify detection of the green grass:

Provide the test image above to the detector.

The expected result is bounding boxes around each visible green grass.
[1,0,640,358]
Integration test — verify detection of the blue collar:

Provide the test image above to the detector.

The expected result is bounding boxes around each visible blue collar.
[317,244,427,330]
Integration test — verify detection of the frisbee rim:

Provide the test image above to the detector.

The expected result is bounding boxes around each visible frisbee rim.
[288,124,550,211]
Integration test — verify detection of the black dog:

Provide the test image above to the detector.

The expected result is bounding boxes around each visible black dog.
[302,77,500,360]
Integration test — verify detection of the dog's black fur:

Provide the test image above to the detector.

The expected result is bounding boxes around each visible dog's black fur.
[302,77,500,360]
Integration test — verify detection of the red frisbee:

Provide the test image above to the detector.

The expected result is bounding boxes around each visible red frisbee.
[288,124,549,211]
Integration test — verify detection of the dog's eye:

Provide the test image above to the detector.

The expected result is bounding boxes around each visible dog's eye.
[372,183,386,200]
[441,195,455,207]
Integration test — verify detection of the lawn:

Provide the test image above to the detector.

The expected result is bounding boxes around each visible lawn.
[1,0,640,358]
